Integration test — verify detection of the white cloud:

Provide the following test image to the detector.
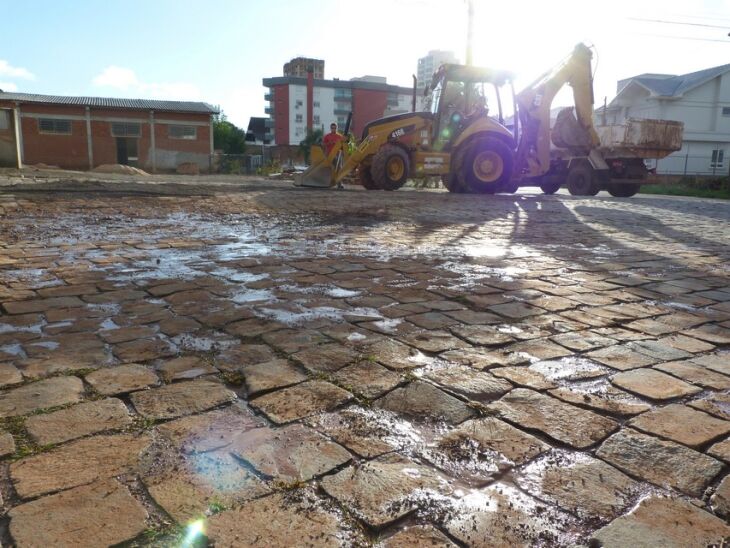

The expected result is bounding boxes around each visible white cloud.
[0,60,34,80]
[92,65,202,100]
[0,82,18,92]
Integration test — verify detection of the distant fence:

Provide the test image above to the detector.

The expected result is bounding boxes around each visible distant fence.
[210,151,273,175]
[649,154,730,177]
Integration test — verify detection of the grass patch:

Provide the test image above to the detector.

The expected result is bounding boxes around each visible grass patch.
[639,184,730,200]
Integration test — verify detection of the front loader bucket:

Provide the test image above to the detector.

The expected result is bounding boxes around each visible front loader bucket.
[294,146,334,188]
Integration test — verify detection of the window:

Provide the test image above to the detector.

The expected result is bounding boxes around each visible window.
[722,107,730,117]
[387,92,399,107]
[168,125,197,140]
[38,118,71,135]
[313,115,321,125]
[313,101,320,108]
[711,149,724,168]
[295,100,303,108]
[337,116,346,127]
[0,110,9,130]
[295,114,303,123]
[111,122,141,137]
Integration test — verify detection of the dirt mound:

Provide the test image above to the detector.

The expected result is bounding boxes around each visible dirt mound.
[92,164,149,176]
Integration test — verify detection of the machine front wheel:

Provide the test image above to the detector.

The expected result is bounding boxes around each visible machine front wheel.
[457,136,514,194]
[540,180,562,195]
[371,144,410,191]
[359,165,380,190]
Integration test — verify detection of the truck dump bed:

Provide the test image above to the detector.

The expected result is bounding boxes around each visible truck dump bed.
[595,118,684,160]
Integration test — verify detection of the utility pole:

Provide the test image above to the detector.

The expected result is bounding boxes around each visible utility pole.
[466,0,474,65]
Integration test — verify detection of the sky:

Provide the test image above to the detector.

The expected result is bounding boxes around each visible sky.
[2,0,730,128]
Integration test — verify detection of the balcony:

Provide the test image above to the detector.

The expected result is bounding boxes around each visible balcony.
[334,92,352,102]
[264,93,273,101]
[334,107,351,115]
[264,107,274,115]
[264,118,274,128]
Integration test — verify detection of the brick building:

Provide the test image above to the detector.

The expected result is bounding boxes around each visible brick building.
[262,73,423,149]
[0,92,218,171]
[283,57,324,79]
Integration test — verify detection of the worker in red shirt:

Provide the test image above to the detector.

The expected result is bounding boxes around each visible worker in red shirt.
[323,122,345,156]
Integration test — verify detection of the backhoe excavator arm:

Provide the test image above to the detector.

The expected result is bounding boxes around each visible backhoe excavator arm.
[514,43,600,178]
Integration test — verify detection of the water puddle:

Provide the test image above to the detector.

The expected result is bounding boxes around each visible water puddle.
[529,357,609,383]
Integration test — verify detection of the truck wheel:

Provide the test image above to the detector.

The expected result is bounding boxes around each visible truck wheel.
[607,182,640,197]
[359,165,380,190]
[442,173,466,193]
[502,181,520,194]
[540,180,562,195]
[567,164,600,196]
[458,136,514,194]
[371,144,409,191]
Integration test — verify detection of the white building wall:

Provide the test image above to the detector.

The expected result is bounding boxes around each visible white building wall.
[289,84,307,144]
[314,86,336,132]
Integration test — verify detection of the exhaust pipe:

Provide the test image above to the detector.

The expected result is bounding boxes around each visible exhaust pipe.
[412,74,417,112]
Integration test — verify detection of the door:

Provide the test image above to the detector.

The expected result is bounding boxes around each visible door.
[0,109,18,168]
[115,137,138,166]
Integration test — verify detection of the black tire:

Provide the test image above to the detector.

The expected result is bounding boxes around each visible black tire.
[502,181,520,194]
[540,180,562,195]
[607,182,640,197]
[456,136,514,194]
[567,164,600,196]
[442,173,466,193]
[359,165,380,190]
[371,144,410,191]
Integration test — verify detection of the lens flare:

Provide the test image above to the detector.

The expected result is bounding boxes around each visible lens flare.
[181,519,205,547]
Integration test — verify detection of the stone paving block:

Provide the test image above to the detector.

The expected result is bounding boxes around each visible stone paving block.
[596,428,723,497]
[0,431,16,457]
[157,356,217,382]
[8,479,148,548]
[710,473,730,518]
[549,381,651,417]
[591,495,730,548]
[491,366,557,390]
[549,330,616,352]
[406,311,458,330]
[331,360,401,399]
[517,452,642,519]
[375,381,474,424]
[213,343,275,371]
[489,389,618,449]
[249,380,352,424]
[382,525,456,547]
[241,358,308,397]
[225,317,286,338]
[657,333,715,353]
[320,455,448,528]
[628,339,692,361]
[708,438,730,463]
[363,338,422,370]
[655,360,730,390]
[425,365,512,402]
[231,423,351,482]
[291,343,360,373]
[488,301,545,319]
[130,380,236,420]
[585,345,658,370]
[504,339,573,361]
[611,369,702,401]
[685,324,730,344]
[261,328,330,354]
[146,451,270,523]
[2,296,84,315]
[690,351,730,376]
[10,433,152,499]
[114,337,176,362]
[26,398,132,445]
[449,324,514,346]
[85,363,159,395]
[443,309,502,325]
[438,417,550,466]
[99,325,157,344]
[0,376,84,417]
[399,330,470,353]
[155,404,263,454]
[444,483,580,547]
[689,393,730,421]
[206,491,353,547]
[0,363,22,388]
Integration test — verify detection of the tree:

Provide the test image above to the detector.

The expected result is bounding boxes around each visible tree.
[299,128,323,164]
[213,112,246,154]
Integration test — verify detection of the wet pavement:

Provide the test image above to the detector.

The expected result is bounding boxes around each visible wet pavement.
[0,176,729,546]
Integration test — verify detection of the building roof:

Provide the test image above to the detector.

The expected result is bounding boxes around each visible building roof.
[621,63,730,98]
[0,92,218,114]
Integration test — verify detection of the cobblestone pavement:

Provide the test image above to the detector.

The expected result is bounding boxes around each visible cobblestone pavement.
[0,179,729,547]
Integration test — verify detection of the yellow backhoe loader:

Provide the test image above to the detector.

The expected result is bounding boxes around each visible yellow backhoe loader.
[295,43,681,197]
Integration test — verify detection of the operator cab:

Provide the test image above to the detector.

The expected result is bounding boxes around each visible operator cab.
[426,64,515,151]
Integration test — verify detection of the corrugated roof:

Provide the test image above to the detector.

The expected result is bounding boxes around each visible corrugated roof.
[626,63,730,98]
[0,92,219,114]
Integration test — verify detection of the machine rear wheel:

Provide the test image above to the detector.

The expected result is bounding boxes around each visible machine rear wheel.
[567,164,600,196]
[371,144,410,191]
[607,182,640,197]
[442,173,466,193]
[457,136,514,194]
[359,165,380,190]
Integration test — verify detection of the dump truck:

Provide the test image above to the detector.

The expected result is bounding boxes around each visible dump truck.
[296,43,683,198]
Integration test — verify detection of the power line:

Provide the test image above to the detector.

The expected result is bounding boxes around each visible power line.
[628,17,730,30]
[633,32,730,43]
